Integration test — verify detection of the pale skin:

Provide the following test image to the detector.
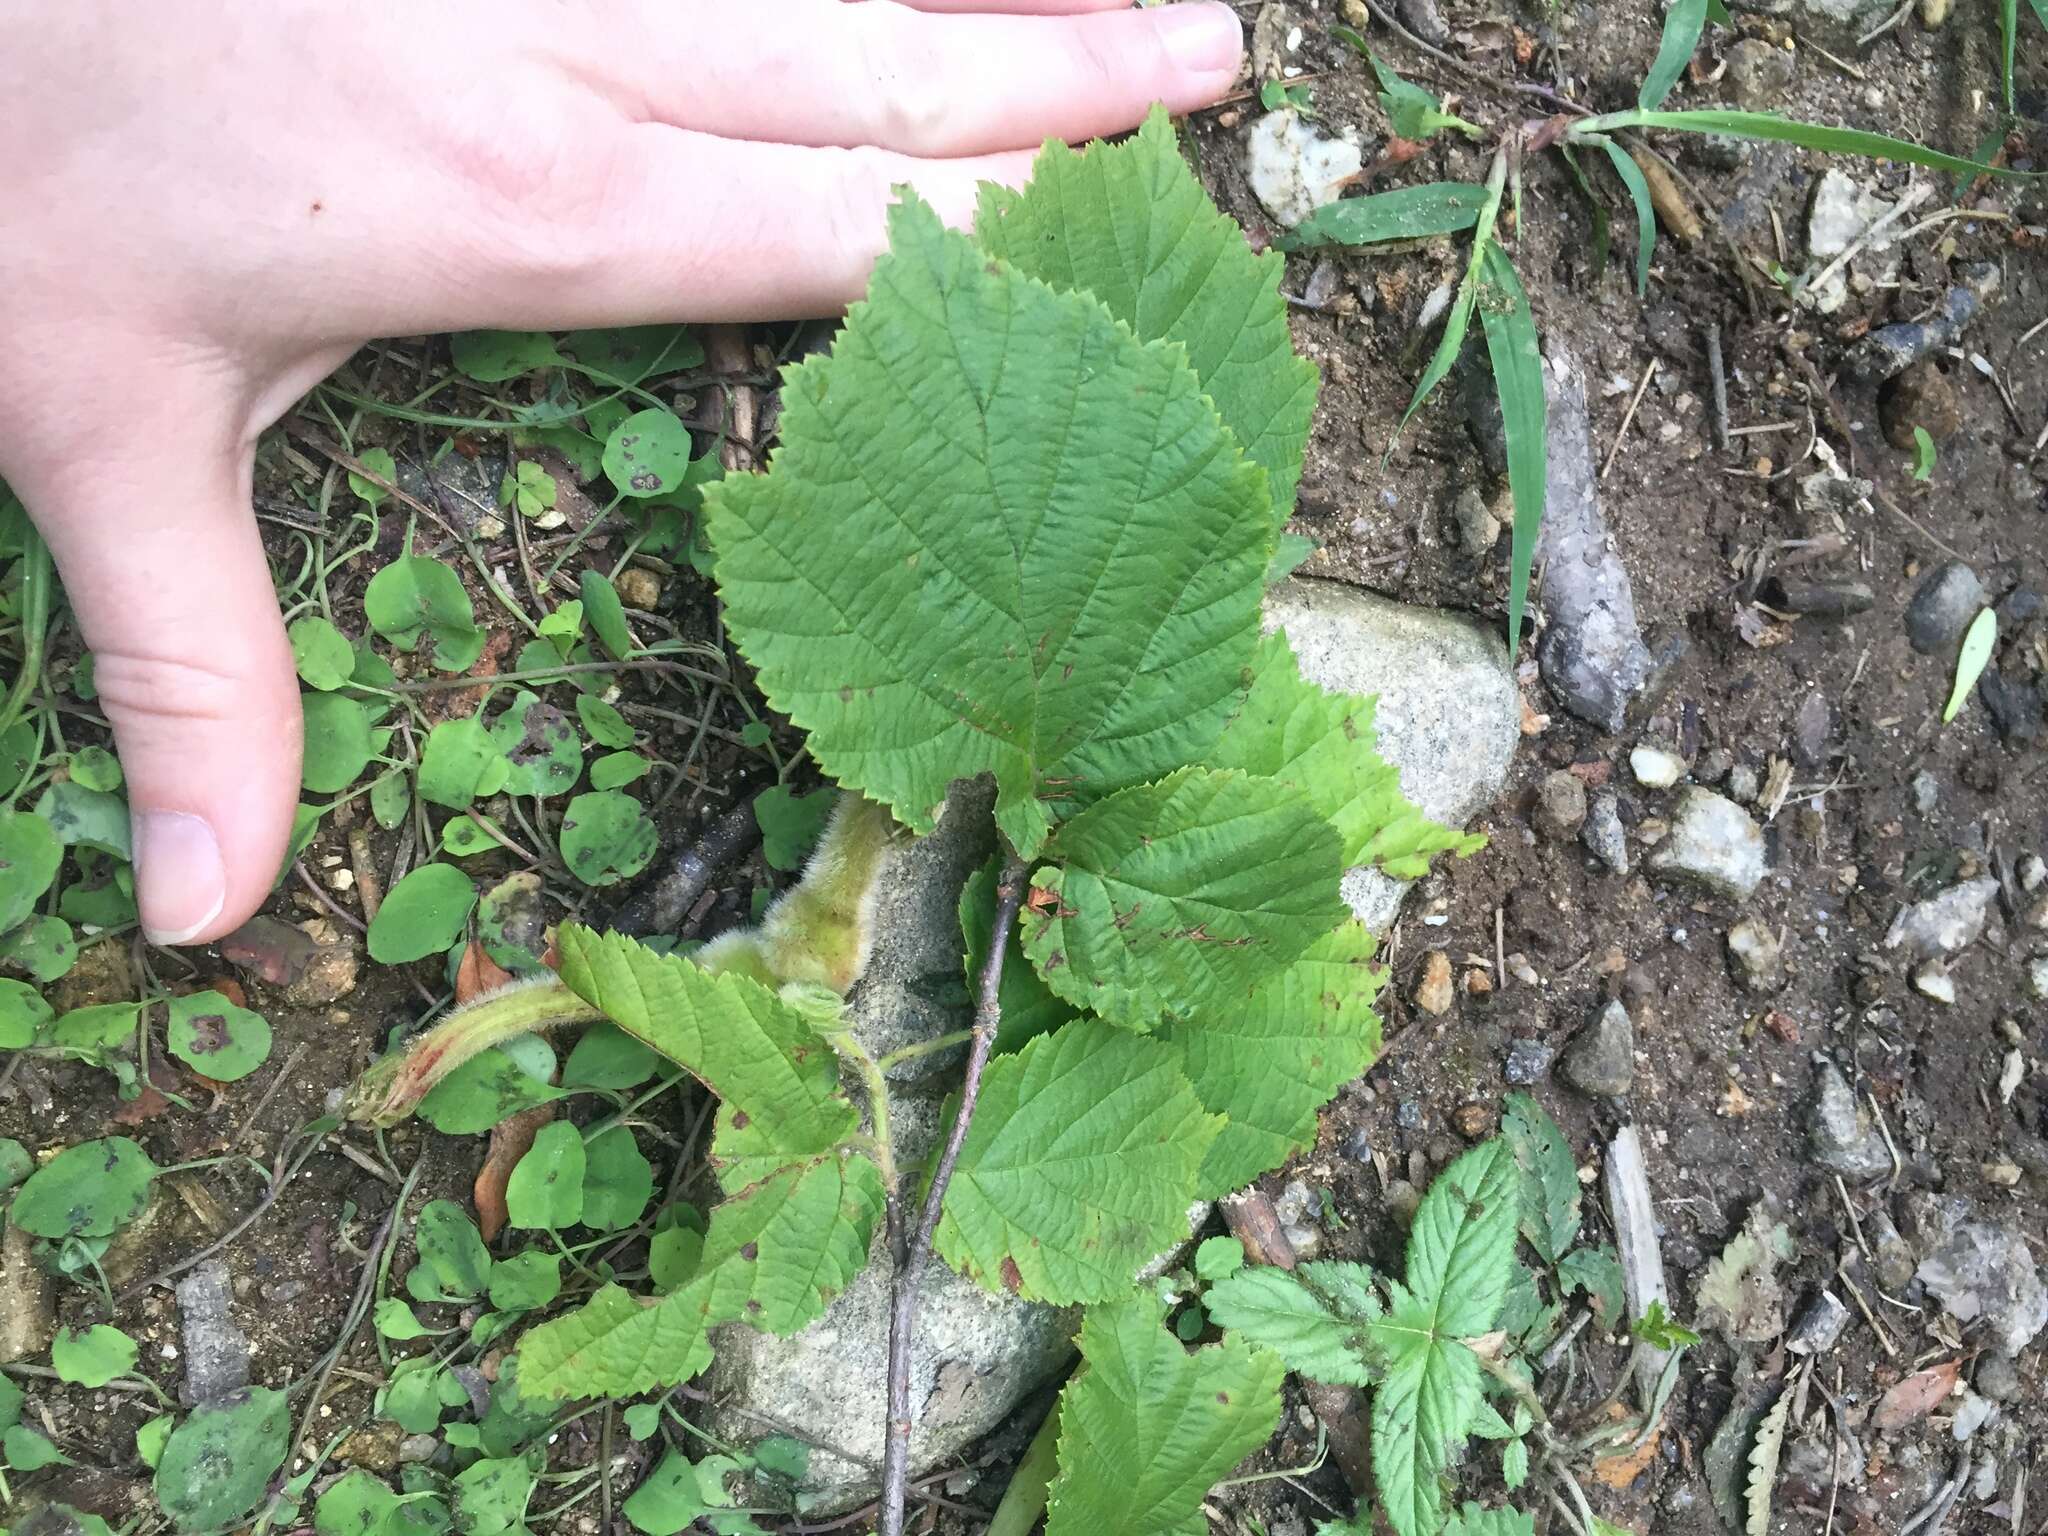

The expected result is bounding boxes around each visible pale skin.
[0,0,1244,947]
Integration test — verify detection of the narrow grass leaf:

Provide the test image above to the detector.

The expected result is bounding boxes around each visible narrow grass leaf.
[1604,110,2036,180]
[1589,135,1656,295]
[1641,0,1711,110]
[1475,243,1547,653]
[1943,608,1996,724]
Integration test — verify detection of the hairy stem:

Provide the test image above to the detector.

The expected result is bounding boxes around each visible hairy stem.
[877,852,1028,1536]
[343,977,604,1126]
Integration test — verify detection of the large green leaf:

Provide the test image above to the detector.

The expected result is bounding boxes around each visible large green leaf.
[518,1151,882,1398]
[1206,632,1481,879]
[1367,1140,1520,1536]
[1203,1264,1377,1386]
[935,1019,1220,1304]
[1475,242,1547,654]
[1019,767,1346,1030]
[1046,1293,1284,1536]
[705,196,1274,859]
[975,107,1317,517]
[1164,918,1384,1197]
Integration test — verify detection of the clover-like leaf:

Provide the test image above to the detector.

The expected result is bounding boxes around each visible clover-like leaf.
[934,1018,1220,1303]
[753,785,832,873]
[290,616,357,691]
[0,808,63,935]
[505,1121,586,1231]
[0,978,52,1050]
[36,782,130,858]
[52,1324,139,1388]
[706,195,1274,860]
[489,691,582,798]
[602,410,696,499]
[0,914,77,983]
[580,1126,654,1231]
[452,329,564,382]
[418,718,510,810]
[1019,767,1347,1030]
[409,1199,494,1301]
[417,1037,564,1135]
[1046,1292,1284,1536]
[299,693,376,794]
[977,107,1317,518]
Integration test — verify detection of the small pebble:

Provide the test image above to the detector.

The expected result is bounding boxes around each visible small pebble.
[1504,1037,1554,1086]
[1630,745,1687,789]
[1414,950,1454,1016]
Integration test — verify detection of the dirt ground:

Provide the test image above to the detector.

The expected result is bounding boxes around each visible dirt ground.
[3,3,2045,1534]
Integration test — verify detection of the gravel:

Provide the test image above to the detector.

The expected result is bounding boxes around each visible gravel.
[1646,789,1768,901]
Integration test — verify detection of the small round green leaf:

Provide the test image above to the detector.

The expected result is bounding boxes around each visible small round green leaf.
[563,325,702,385]
[440,816,498,857]
[560,1024,660,1092]
[487,1250,562,1312]
[154,1386,291,1530]
[373,1298,433,1340]
[66,746,123,793]
[602,409,695,499]
[0,978,53,1049]
[558,791,656,888]
[579,570,634,659]
[166,990,273,1081]
[451,330,564,383]
[0,809,62,936]
[52,1324,138,1388]
[489,692,582,798]
[0,914,78,983]
[35,783,130,858]
[477,871,549,974]
[418,718,507,811]
[754,785,833,873]
[589,752,650,790]
[348,447,397,508]
[289,616,357,691]
[505,1121,585,1230]
[574,694,635,749]
[409,1200,494,1301]
[452,1455,538,1536]
[369,769,412,831]
[417,1038,562,1135]
[367,864,477,964]
[10,1136,159,1239]
[363,557,485,673]
[301,693,376,794]
[135,1414,173,1469]
[579,1126,653,1232]
[313,1468,406,1536]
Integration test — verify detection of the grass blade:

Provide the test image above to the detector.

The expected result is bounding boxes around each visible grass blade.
[1588,135,1656,295]
[1282,182,1492,249]
[1475,241,1547,653]
[1943,608,1997,723]
[1557,146,1612,279]
[1585,109,2039,180]
[1641,0,1709,110]
[1387,157,1508,453]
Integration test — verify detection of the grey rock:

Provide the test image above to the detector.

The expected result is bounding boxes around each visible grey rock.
[1911,770,1940,814]
[1272,1179,1319,1230]
[1725,37,1796,111]
[1912,960,1957,1004]
[1,1223,54,1365]
[1726,763,1761,804]
[1884,877,1998,961]
[1974,1351,2022,1402]
[1847,267,1999,382]
[1396,1099,1425,1131]
[1765,579,1876,618]
[1396,0,1451,44]
[1245,110,1363,229]
[1904,562,1987,655]
[1265,579,1518,934]
[1792,692,1829,767]
[1978,670,2043,743]
[1466,346,1650,732]
[1809,1060,1891,1181]
[1950,1389,1998,1441]
[1581,791,1629,873]
[1726,917,1786,993]
[1504,1038,1555,1086]
[1452,487,1501,556]
[1533,770,1588,840]
[1867,1209,1917,1292]
[1785,1290,1850,1356]
[1647,789,1767,900]
[175,1259,252,1406]
[1917,1220,2048,1357]
[707,784,1074,1512]
[1560,1001,1635,1096]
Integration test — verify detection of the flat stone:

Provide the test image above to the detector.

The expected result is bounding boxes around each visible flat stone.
[1726,917,1786,993]
[1904,561,1987,655]
[174,1259,253,1406]
[1647,789,1766,900]
[1264,579,1519,934]
[1245,109,1363,229]
[1533,769,1587,840]
[1916,1219,2048,1357]
[1885,877,1998,961]
[1560,1001,1635,1096]
[1809,1060,1891,1181]
[1581,792,1629,873]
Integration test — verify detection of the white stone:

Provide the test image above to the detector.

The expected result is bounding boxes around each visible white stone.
[1630,745,1688,789]
[1245,109,1363,229]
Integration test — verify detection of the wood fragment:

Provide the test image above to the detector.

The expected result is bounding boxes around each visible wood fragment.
[1604,1125,1673,1396]
[1628,148,1702,245]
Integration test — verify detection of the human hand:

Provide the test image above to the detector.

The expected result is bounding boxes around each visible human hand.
[0,0,1243,946]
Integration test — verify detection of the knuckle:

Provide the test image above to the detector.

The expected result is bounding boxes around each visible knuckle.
[856,13,952,156]
[89,650,254,729]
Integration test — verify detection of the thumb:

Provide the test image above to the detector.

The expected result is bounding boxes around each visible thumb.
[24,444,302,947]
